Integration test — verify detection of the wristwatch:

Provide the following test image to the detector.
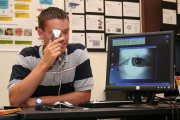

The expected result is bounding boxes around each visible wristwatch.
[36,97,42,105]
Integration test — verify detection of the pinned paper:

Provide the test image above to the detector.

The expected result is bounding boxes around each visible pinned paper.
[0,0,8,9]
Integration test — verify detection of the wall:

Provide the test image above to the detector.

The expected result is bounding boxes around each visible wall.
[0,51,18,107]
[0,51,107,107]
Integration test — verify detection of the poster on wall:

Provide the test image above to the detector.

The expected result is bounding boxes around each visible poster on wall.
[85,0,104,13]
[123,2,140,17]
[105,1,122,17]
[105,18,123,34]
[86,33,105,49]
[86,14,104,31]
[123,19,140,34]
[65,0,84,13]
[0,0,63,51]
[163,8,177,25]
[178,0,180,14]
[163,0,176,3]
[72,33,85,46]
[72,14,85,31]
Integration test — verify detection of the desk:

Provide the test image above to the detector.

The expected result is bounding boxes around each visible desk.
[0,114,18,120]
[17,104,178,120]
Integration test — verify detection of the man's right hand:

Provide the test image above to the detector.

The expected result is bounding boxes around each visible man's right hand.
[42,37,65,68]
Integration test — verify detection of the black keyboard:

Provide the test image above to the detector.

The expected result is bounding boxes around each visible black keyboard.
[78,100,134,108]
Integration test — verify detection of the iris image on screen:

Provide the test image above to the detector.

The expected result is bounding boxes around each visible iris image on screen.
[119,46,157,79]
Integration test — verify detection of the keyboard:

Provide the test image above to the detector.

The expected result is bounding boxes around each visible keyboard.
[78,100,134,108]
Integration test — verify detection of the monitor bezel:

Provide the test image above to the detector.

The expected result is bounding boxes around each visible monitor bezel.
[174,35,180,76]
[106,31,175,92]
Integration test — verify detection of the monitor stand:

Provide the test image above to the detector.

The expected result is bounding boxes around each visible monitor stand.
[118,91,167,109]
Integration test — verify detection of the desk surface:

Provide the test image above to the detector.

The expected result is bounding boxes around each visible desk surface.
[0,114,18,120]
[17,104,177,120]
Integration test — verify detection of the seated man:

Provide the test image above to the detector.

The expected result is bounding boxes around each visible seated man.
[8,7,94,107]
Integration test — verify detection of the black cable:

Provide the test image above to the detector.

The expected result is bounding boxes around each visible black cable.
[156,96,179,120]
[57,61,63,111]
[162,100,174,120]
[155,96,179,120]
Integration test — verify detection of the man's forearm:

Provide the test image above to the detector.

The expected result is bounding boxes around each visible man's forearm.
[9,61,49,106]
[22,90,91,107]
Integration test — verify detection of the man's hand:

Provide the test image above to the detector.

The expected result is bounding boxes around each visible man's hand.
[42,37,65,68]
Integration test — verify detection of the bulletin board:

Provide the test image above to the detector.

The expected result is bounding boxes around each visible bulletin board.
[162,0,180,35]
[0,0,64,51]
[0,0,140,52]
[67,0,141,52]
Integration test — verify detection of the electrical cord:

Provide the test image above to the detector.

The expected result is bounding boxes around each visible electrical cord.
[155,96,179,120]
[162,100,174,120]
[57,60,63,111]
[128,92,179,120]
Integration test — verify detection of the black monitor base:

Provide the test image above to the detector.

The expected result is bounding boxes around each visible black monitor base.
[120,91,168,109]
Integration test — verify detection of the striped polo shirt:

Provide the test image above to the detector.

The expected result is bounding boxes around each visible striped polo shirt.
[8,43,94,97]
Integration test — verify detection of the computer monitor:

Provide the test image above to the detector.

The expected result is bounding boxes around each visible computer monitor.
[106,31,175,106]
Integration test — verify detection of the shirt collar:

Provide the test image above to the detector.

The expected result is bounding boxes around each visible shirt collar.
[39,45,43,59]
[63,48,68,63]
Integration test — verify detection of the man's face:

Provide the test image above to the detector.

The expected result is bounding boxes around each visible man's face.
[40,18,69,56]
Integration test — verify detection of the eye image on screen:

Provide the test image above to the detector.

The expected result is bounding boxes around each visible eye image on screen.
[119,46,157,79]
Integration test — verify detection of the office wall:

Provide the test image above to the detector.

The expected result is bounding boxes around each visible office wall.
[0,51,107,107]
[0,51,18,107]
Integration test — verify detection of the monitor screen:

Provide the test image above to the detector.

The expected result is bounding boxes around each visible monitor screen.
[106,31,175,94]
